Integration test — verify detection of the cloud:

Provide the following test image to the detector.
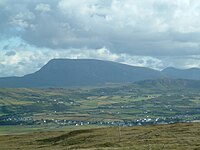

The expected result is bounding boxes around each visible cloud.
[35,3,51,13]
[160,55,200,69]
[1,0,200,76]
[10,11,35,29]
[1,0,200,56]
[5,51,16,56]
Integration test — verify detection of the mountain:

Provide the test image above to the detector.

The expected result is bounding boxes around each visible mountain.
[162,67,200,80]
[0,59,164,88]
[134,78,200,89]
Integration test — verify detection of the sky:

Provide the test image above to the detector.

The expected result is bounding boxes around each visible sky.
[1,0,200,77]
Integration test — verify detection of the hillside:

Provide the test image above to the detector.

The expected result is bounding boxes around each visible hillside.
[162,67,200,80]
[0,59,163,88]
[134,78,200,89]
[0,123,199,150]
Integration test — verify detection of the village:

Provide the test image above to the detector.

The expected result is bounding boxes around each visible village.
[0,113,198,127]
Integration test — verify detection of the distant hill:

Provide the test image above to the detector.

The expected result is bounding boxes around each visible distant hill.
[1,59,200,88]
[162,67,200,80]
[134,78,200,89]
[0,59,163,88]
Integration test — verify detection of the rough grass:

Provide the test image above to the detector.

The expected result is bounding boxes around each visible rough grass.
[0,123,199,150]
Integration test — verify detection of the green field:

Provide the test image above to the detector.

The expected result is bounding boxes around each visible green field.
[0,82,200,126]
[0,125,103,135]
[0,123,199,150]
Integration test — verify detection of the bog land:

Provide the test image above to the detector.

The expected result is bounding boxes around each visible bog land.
[0,123,199,150]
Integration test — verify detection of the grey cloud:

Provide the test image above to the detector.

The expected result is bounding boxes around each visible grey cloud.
[3,45,9,50]
[5,51,16,56]
[1,0,200,56]
[35,3,51,13]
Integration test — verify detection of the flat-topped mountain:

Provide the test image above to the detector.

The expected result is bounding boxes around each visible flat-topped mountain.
[0,59,163,87]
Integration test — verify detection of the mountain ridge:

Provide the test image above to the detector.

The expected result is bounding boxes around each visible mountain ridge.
[0,59,163,88]
[134,78,200,89]
[0,59,200,88]
[162,67,200,80]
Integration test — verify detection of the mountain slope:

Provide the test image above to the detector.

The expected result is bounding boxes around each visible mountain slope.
[162,67,200,80]
[0,59,164,87]
[134,78,200,89]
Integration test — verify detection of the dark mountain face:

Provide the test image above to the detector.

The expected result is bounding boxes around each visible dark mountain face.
[1,59,200,88]
[162,67,200,80]
[0,59,163,88]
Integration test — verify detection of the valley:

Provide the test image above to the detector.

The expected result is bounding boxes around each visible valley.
[0,79,199,128]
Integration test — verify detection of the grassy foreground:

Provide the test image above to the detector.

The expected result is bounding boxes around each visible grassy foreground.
[0,123,200,150]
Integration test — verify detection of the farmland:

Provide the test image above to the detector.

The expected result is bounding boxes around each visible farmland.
[0,79,200,127]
